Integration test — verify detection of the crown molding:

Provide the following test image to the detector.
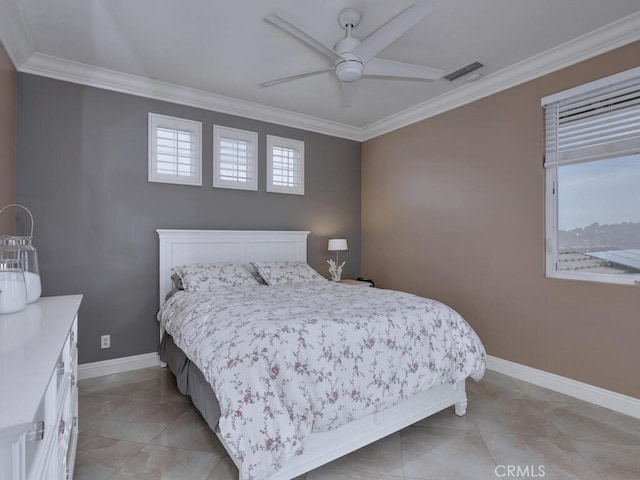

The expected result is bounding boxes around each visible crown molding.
[5,3,640,142]
[19,53,363,142]
[0,0,34,67]
[360,11,640,141]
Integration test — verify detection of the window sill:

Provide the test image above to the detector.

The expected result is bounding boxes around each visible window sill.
[546,271,640,287]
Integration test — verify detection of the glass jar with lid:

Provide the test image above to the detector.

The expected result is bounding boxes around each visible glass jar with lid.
[0,236,41,303]
[0,245,28,314]
[0,205,41,303]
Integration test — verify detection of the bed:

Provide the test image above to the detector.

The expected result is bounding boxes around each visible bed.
[156,229,486,480]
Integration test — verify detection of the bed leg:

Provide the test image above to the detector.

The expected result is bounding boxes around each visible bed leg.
[454,399,468,416]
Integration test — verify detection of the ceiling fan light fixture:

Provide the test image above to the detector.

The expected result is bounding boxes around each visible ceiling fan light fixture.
[336,60,363,82]
[263,2,441,106]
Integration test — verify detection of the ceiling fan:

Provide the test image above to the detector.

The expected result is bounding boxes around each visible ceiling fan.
[263,1,444,107]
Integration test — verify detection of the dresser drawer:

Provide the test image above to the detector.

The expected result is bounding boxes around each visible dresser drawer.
[58,318,79,480]
[24,395,46,479]
[64,390,79,480]
[28,431,58,480]
[56,330,73,394]
[26,371,59,480]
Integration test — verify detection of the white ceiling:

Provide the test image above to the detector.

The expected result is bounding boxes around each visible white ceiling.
[1,0,640,140]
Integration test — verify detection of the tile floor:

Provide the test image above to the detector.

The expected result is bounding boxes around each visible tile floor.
[76,367,640,479]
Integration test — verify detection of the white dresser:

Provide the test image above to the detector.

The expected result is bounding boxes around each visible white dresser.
[0,295,82,480]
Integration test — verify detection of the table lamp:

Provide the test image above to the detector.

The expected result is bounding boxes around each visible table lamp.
[327,238,348,281]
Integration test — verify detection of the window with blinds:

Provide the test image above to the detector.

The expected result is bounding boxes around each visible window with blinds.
[542,66,640,285]
[213,126,258,191]
[267,135,304,195]
[148,113,202,186]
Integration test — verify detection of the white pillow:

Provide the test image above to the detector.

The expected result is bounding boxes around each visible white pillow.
[252,261,326,286]
[172,263,259,292]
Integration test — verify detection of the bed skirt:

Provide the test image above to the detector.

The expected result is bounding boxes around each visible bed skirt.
[159,333,221,430]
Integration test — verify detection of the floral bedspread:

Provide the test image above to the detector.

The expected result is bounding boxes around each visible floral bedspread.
[158,282,486,479]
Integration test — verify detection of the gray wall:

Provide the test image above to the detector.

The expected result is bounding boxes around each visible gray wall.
[17,74,361,364]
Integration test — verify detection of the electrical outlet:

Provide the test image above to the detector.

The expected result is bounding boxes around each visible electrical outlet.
[101,335,110,349]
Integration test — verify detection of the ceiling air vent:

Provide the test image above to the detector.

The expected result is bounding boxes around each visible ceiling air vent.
[444,61,484,82]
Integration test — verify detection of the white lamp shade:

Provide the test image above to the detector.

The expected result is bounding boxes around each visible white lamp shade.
[328,238,348,251]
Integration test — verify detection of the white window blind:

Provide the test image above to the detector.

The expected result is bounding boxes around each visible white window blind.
[213,126,258,191]
[542,67,640,286]
[148,113,202,186]
[267,135,304,195]
[543,67,640,168]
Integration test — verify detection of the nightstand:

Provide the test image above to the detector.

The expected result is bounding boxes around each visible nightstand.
[340,279,373,287]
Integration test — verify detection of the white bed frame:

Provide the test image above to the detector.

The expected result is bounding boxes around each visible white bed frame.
[157,229,468,480]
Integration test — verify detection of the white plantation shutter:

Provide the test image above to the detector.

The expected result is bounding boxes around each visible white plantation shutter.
[543,66,640,168]
[219,138,251,182]
[272,146,300,186]
[213,126,258,191]
[149,113,202,186]
[156,128,194,176]
[267,135,304,195]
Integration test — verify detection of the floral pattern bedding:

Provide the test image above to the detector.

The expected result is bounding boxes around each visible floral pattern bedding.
[157,282,486,479]
[252,261,326,285]
[172,263,259,292]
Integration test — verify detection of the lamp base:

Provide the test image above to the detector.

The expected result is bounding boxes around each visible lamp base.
[327,259,345,282]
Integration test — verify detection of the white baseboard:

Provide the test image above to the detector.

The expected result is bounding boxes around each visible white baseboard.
[77,351,639,419]
[487,355,640,419]
[78,352,161,380]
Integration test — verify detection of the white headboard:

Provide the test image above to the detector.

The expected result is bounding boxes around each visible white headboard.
[157,229,310,305]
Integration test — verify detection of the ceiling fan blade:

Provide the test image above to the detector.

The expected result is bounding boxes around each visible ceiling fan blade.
[363,58,444,80]
[350,1,434,64]
[262,67,334,87]
[342,81,359,107]
[265,13,344,61]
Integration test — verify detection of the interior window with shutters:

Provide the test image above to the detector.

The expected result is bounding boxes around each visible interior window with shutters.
[148,113,202,186]
[267,135,304,195]
[542,66,640,286]
[213,126,258,191]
